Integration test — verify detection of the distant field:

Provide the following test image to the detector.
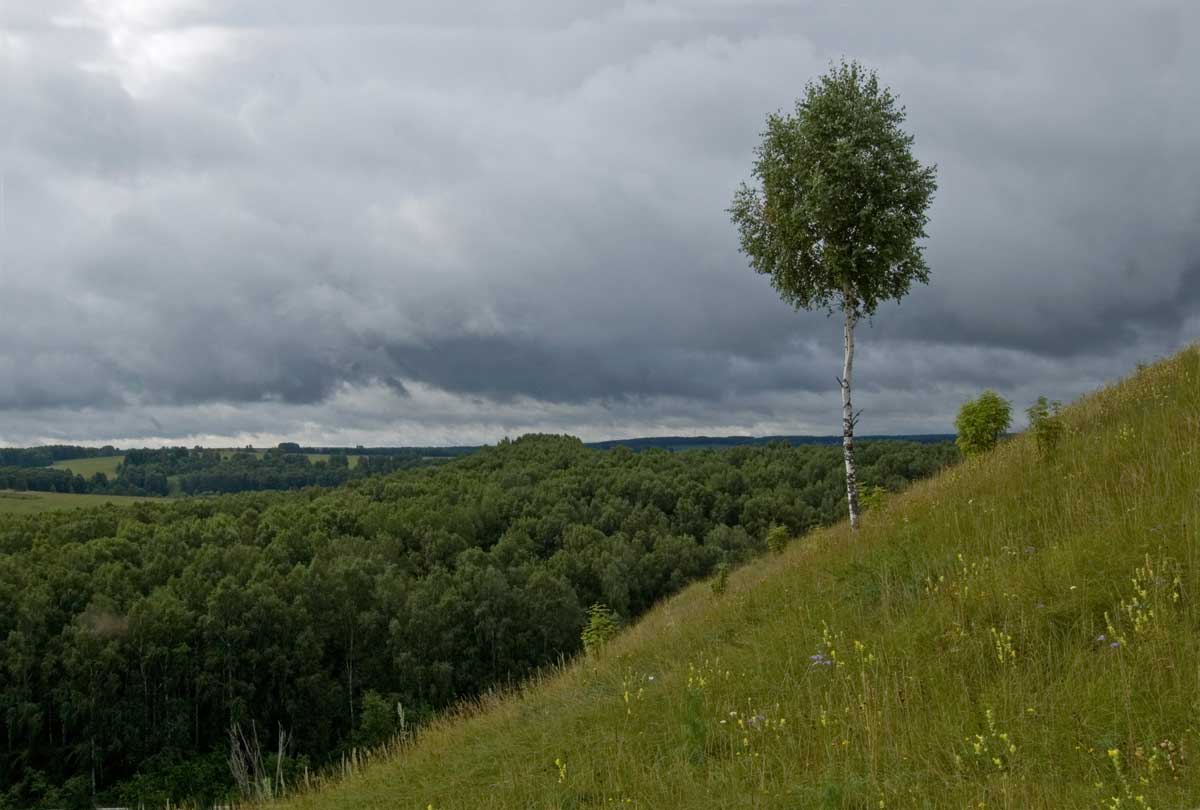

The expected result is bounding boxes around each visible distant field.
[0,489,161,515]
[215,450,363,467]
[49,455,124,477]
[305,453,364,468]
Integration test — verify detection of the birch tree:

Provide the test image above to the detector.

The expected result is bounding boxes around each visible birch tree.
[730,60,937,530]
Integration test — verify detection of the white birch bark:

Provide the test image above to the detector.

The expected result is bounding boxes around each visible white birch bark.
[841,304,861,531]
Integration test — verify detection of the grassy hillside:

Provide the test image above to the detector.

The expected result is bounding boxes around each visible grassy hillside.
[0,489,160,515]
[49,454,124,477]
[285,347,1200,809]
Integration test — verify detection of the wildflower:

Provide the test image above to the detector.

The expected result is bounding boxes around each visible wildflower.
[1096,634,1106,642]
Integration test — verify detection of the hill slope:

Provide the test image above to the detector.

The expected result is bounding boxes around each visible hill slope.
[286,347,1200,809]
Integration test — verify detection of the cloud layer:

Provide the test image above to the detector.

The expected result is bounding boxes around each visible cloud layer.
[1,1,1197,446]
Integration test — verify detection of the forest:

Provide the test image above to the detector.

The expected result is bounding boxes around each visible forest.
[0,448,448,498]
[0,435,957,807]
[0,447,118,469]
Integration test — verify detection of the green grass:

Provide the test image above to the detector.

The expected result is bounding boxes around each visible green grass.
[0,489,162,515]
[216,450,363,467]
[304,453,364,468]
[49,455,124,477]
[283,348,1200,809]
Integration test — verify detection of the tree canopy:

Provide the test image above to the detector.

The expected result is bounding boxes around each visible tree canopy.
[0,435,957,806]
[729,60,937,317]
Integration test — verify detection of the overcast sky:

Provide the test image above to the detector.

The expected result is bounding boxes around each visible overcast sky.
[1,1,1197,447]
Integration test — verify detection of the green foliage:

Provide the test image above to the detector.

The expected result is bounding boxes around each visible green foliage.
[710,562,731,596]
[680,682,708,765]
[730,59,937,318]
[0,490,159,515]
[1026,396,1064,459]
[0,447,455,502]
[0,436,954,805]
[859,483,888,512]
[581,604,621,656]
[354,691,405,749]
[0,445,117,469]
[766,524,790,554]
[955,390,1012,456]
[272,348,1200,809]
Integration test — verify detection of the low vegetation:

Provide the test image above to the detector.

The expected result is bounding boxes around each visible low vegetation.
[271,347,1197,809]
[954,390,1013,456]
[0,491,161,516]
[49,456,125,479]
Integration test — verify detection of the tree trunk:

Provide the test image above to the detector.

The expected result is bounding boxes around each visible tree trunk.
[841,306,861,531]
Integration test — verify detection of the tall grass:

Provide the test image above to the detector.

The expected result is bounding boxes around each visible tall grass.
[283,347,1200,809]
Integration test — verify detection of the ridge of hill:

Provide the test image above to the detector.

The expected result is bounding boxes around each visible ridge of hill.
[586,434,956,452]
[285,346,1200,809]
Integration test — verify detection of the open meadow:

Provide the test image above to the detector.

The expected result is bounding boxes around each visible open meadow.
[0,489,162,515]
[49,455,125,477]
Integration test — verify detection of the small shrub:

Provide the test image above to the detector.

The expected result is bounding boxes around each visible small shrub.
[581,603,620,655]
[1025,396,1063,459]
[766,524,789,555]
[859,484,887,513]
[355,690,406,749]
[711,562,731,596]
[955,390,1012,456]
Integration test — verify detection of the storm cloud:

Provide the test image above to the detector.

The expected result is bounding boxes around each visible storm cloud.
[1,0,1197,446]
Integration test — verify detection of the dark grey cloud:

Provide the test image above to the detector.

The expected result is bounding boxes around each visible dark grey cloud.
[0,0,1197,446]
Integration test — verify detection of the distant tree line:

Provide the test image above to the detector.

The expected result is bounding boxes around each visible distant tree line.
[0,435,958,807]
[170,451,432,495]
[0,448,446,498]
[0,467,115,495]
[0,446,117,469]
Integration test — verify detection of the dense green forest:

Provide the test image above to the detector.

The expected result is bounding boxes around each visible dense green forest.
[0,436,957,807]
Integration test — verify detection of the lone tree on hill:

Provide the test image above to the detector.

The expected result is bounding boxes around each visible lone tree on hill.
[730,60,937,530]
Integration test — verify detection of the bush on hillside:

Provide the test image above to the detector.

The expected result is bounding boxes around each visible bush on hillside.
[1026,396,1064,459]
[955,390,1012,456]
[766,524,790,554]
[859,483,888,512]
[581,604,621,655]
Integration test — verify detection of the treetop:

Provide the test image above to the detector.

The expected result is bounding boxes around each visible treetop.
[730,59,937,317]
